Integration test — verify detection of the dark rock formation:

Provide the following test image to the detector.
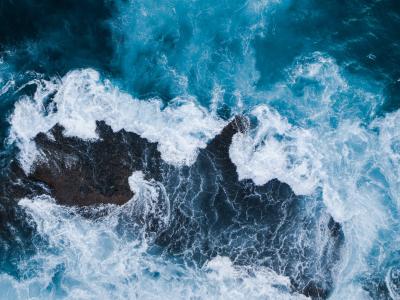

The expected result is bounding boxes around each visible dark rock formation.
[30,121,162,206]
[156,115,343,299]
[1,116,343,299]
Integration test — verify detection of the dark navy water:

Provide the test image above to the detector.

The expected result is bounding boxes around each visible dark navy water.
[1,1,400,299]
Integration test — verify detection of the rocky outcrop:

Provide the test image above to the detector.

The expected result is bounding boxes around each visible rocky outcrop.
[2,116,343,299]
[24,116,248,207]
[29,121,163,206]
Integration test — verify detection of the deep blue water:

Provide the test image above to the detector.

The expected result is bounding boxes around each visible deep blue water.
[1,0,400,299]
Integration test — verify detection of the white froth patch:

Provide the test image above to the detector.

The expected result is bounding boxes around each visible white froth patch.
[318,118,395,299]
[14,195,306,300]
[373,109,400,174]
[9,69,225,173]
[204,256,307,300]
[229,105,320,195]
[128,171,170,229]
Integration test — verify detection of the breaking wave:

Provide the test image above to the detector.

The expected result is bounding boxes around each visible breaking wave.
[1,0,400,299]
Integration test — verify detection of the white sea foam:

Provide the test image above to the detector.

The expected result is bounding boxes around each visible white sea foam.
[229,53,399,299]
[128,171,170,232]
[228,99,389,299]
[5,195,307,300]
[230,105,320,195]
[7,51,400,299]
[9,69,225,173]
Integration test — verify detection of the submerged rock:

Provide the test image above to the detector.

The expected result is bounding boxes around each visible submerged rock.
[3,115,343,299]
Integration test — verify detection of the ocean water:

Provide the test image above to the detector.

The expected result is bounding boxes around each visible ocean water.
[0,0,400,299]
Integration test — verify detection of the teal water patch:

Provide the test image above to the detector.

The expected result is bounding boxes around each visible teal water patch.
[0,0,400,299]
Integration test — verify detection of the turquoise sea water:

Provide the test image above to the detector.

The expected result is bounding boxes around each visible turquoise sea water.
[1,1,400,299]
